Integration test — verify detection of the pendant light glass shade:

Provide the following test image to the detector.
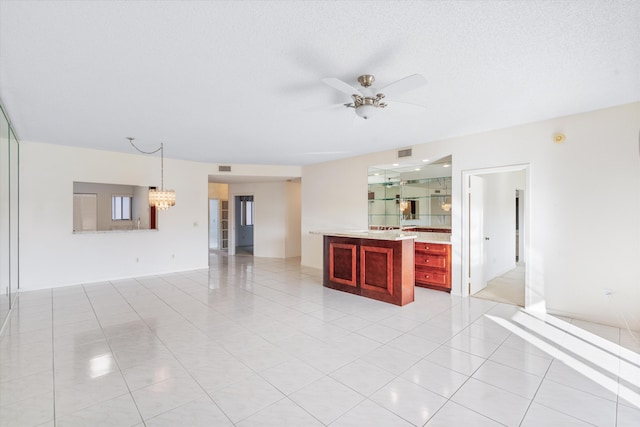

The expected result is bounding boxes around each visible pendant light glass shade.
[355,104,377,120]
[148,189,175,210]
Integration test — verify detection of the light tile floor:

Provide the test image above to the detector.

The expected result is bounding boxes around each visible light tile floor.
[1,253,639,426]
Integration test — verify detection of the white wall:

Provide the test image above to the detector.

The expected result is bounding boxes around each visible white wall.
[482,170,525,281]
[301,155,378,268]
[301,103,640,329]
[19,142,210,290]
[229,181,301,258]
[208,182,229,200]
[20,142,302,290]
[285,181,301,258]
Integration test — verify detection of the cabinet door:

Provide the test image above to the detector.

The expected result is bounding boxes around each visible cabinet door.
[360,245,394,298]
[329,242,358,287]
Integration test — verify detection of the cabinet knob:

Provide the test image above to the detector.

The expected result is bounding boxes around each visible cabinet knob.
[426,259,429,263]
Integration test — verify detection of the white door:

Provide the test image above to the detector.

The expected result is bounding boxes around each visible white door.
[469,175,486,294]
[209,199,219,250]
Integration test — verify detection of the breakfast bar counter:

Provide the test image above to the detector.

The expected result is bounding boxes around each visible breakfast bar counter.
[312,231,417,306]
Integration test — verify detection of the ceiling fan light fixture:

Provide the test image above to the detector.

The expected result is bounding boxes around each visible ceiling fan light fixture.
[355,104,377,120]
[357,74,375,88]
[323,73,426,120]
[351,93,387,119]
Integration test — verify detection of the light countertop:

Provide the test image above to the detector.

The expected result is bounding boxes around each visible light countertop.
[310,230,417,241]
[311,230,451,244]
[413,232,451,244]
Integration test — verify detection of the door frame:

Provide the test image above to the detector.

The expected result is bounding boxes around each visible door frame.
[468,175,486,295]
[461,163,532,309]
[228,192,255,256]
[208,198,219,250]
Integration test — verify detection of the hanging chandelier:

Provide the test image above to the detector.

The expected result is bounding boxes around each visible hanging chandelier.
[128,137,176,210]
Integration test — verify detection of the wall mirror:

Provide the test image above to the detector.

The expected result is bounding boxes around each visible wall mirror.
[368,156,452,230]
[73,182,155,232]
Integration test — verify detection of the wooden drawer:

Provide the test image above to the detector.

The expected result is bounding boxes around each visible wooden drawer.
[415,242,449,254]
[415,267,448,287]
[414,253,447,269]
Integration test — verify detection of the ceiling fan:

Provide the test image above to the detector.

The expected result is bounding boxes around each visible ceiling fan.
[321,74,427,120]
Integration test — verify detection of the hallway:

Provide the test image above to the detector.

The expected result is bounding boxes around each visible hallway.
[473,263,525,307]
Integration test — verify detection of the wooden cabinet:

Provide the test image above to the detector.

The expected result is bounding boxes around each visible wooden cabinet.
[415,242,451,292]
[323,235,415,306]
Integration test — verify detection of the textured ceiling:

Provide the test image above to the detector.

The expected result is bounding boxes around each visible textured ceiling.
[1,0,639,166]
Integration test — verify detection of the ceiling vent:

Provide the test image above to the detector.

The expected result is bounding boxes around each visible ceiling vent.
[397,148,412,158]
[218,165,232,172]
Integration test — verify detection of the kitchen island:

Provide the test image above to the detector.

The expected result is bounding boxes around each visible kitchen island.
[314,230,417,306]
[313,230,452,305]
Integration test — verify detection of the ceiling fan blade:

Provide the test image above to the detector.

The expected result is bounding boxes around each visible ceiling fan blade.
[379,74,427,98]
[305,102,350,112]
[385,101,427,115]
[321,77,363,96]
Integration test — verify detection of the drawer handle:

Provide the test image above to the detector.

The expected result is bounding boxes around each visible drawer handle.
[426,259,429,263]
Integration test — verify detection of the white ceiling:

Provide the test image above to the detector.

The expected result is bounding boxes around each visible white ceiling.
[1,1,638,167]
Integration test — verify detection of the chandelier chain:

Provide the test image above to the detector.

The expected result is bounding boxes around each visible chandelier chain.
[127,137,162,155]
[127,137,175,210]
[127,137,165,190]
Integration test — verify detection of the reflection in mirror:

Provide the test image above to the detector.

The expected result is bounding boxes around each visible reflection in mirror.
[1,103,19,329]
[73,182,155,232]
[368,156,452,230]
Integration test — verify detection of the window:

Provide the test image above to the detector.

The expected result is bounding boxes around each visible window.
[112,195,132,220]
[240,196,254,226]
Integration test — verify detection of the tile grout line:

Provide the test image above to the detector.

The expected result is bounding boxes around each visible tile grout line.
[513,318,613,427]
[163,269,358,425]
[166,265,400,424]
[615,326,621,427]
[80,282,149,427]
[113,275,236,425]
[420,315,513,427]
[515,350,554,427]
[51,288,57,427]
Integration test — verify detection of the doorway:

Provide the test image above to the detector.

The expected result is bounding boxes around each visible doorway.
[209,199,219,250]
[234,195,254,255]
[462,165,529,308]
